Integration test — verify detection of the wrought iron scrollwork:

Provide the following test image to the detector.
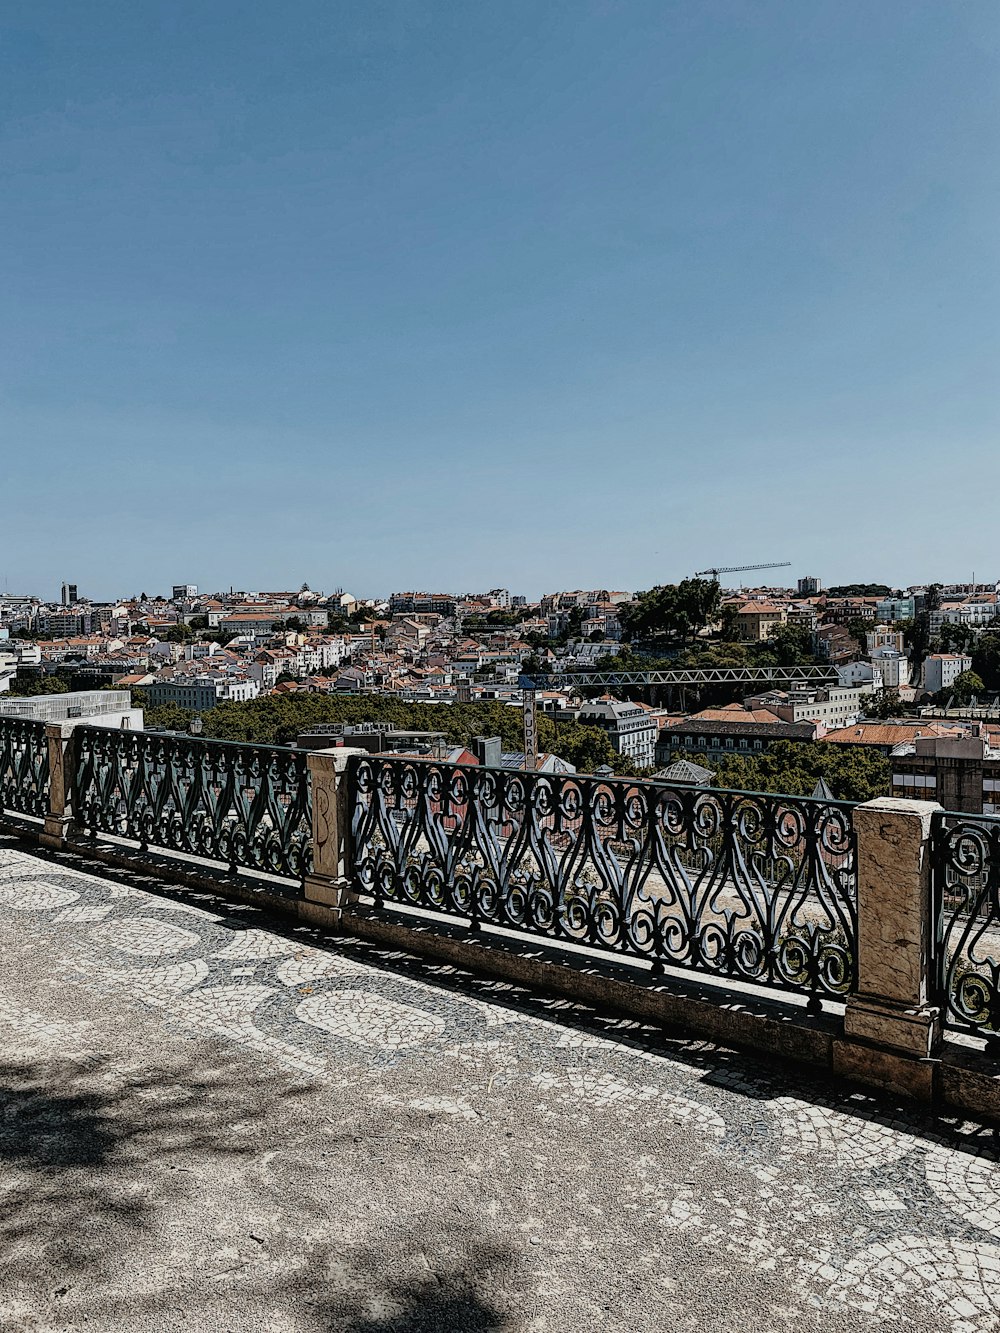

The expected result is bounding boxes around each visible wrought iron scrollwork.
[348,757,857,1007]
[933,812,1000,1043]
[0,718,49,821]
[72,726,312,883]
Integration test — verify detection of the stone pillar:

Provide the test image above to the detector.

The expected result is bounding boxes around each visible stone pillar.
[40,721,76,850]
[836,796,942,1099]
[302,749,354,923]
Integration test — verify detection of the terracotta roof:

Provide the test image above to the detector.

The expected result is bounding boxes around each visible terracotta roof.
[821,723,960,747]
[688,706,783,725]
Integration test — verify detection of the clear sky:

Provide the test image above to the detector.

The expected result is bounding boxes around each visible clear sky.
[2,2,998,602]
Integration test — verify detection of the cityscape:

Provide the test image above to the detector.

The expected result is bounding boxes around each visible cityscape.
[3,571,999,810]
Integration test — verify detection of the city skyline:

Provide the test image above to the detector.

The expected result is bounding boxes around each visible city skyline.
[3,3,998,595]
[4,566,1000,605]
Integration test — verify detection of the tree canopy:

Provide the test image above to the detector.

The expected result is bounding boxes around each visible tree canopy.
[618,580,721,645]
[711,740,889,802]
[825,584,892,597]
[971,633,1000,694]
[5,673,71,697]
[941,671,985,707]
[141,692,629,774]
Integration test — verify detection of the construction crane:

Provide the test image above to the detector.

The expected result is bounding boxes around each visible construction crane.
[693,561,791,580]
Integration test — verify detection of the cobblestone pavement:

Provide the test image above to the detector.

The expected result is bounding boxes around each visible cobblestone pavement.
[0,839,999,1333]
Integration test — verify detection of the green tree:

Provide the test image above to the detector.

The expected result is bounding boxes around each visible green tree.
[140,702,197,732]
[938,621,975,655]
[972,633,1000,694]
[548,723,616,773]
[618,579,722,645]
[763,623,817,667]
[847,618,876,650]
[6,673,70,697]
[863,688,902,719]
[904,614,931,671]
[719,605,741,640]
[945,670,985,707]
[826,584,892,598]
[712,740,889,802]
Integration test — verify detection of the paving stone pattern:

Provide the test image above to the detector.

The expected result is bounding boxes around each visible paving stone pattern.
[0,840,998,1332]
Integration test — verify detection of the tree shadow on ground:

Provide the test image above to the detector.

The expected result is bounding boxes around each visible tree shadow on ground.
[272,1219,517,1333]
[0,1046,315,1298]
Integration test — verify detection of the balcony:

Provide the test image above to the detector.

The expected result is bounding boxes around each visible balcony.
[2,719,1000,1328]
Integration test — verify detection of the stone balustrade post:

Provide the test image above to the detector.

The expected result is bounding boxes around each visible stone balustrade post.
[40,721,77,851]
[836,796,943,1099]
[302,749,355,923]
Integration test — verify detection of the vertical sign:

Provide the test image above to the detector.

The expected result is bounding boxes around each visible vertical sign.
[522,688,538,770]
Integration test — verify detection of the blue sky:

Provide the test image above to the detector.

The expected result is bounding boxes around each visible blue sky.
[2,1,998,601]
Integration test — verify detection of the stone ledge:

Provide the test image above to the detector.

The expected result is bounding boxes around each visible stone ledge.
[940,1043,1000,1123]
[341,905,838,1070]
[303,875,352,908]
[844,994,941,1056]
[832,1035,937,1102]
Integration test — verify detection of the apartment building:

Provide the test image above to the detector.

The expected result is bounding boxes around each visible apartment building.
[388,593,458,616]
[736,602,788,642]
[575,698,658,767]
[875,597,915,623]
[656,705,818,766]
[889,732,1000,814]
[745,685,867,728]
[924,654,973,695]
[867,629,905,654]
[929,598,998,637]
[869,647,910,689]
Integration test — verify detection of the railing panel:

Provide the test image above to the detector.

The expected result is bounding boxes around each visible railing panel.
[0,717,49,821]
[933,811,1000,1045]
[348,757,857,1008]
[72,727,312,884]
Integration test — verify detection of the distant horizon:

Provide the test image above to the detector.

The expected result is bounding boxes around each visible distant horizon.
[3,3,997,595]
[2,570,997,606]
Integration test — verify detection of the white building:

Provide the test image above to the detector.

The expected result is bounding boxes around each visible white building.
[929,600,998,636]
[835,662,882,692]
[868,648,911,689]
[924,654,973,695]
[0,650,15,693]
[746,685,868,729]
[575,698,658,768]
[0,690,142,728]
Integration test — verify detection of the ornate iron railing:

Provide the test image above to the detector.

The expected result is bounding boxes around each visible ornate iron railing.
[72,726,312,884]
[0,717,49,821]
[348,757,857,1008]
[932,811,1000,1045]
